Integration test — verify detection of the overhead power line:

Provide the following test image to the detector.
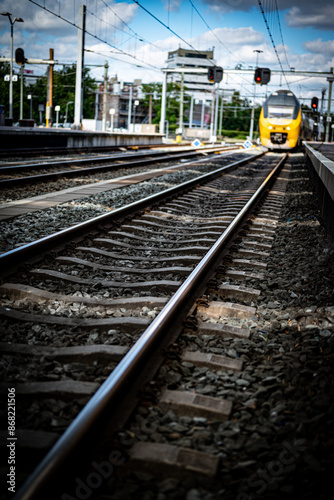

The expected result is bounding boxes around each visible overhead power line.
[132,0,216,66]
[27,0,161,72]
[257,0,290,88]
[97,0,167,53]
[187,0,244,65]
[273,0,291,71]
[84,48,159,74]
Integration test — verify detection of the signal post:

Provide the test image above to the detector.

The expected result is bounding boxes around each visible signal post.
[159,66,223,137]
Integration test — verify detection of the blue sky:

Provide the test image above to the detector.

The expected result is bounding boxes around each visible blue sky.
[0,0,333,106]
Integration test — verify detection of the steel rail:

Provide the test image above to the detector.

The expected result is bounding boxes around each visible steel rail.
[0,142,184,159]
[13,152,287,500]
[0,145,237,174]
[0,151,262,274]
[0,147,238,188]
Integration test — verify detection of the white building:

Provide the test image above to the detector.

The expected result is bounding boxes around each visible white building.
[165,47,217,129]
[165,47,216,96]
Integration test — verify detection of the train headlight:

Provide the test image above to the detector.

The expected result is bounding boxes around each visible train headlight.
[268,125,272,130]
[287,126,290,130]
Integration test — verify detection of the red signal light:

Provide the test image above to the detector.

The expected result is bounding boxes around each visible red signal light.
[254,68,271,85]
[254,68,262,84]
[208,67,215,82]
[311,97,318,112]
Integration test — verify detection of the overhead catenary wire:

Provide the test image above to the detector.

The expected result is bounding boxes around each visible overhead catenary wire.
[257,0,290,89]
[84,48,159,76]
[187,0,245,65]
[273,0,291,71]
[97,0,168,53]
[132,0,216,66]
[27,0,161,73]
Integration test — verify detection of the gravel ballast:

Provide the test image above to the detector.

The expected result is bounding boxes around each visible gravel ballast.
[101,152,334,500]
[0,154,249,254]
[1,152,333,500]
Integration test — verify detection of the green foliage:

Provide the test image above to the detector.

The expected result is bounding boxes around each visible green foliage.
[219,91,261,134]
[52,64,97,122]
[0,62,97,123]
[220,130,259,140]
[140,87,258,135]
[141,81,190,132]
[0,61,23,120]
[221,129,248,139]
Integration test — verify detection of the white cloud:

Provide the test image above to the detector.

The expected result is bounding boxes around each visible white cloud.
[0,0,138,34]
[1,0,333,102]
[202,0,334,31]
[285,5,334,30]
[302,38,334,57]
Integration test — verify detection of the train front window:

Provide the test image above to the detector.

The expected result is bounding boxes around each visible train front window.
[263,91,301,119]
[268,106,295,119]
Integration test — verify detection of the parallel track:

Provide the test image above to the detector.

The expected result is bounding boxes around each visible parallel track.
[0,142,188,160]
[0,146,239,187]
[0,151,288,500]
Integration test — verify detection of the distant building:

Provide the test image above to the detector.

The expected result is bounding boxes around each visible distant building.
[165,47,216,95]
[165,47,216,128]
[96,77,148,129]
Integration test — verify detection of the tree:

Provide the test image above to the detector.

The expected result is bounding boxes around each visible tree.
[0,63,98,124]
[221,91,260,134]
[52,64,97,122]
[141,81,190,132]
[31,64,97,124]
[0,61,22,121]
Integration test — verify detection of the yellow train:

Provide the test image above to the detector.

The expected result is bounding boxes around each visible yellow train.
[259,89,316,149]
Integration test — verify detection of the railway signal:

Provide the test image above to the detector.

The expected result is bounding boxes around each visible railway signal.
[15,47,26,65]
[311,97,319,112]
[207,66,223,83]
[254,67,271,85]
[208,67,215,82]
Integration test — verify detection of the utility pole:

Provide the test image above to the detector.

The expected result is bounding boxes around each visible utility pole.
[148,93,152,124]
[210,86,215,141]
[46,48,54,127]
[201,99,205,129]
[19,64,24,120]
[219,90,224,136]
[320,87,326,115]
[214,84,219,139]
[102,61,108,132]
[74,4,86,129]
[179,67,184,138]
[127,85,132,131]
[94,90,99,120]
[325,69,333,142]
[133,99,139,130]
[189,95,194,129]
[159,71,167,134]
[249,49,263,141]
[9,17,14,120]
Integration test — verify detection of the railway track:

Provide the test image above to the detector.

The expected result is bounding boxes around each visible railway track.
[0,149,259,253]
[0,151,334,500]
[0,145,239,188]
[0,142,191,161]
[0,151,286,498]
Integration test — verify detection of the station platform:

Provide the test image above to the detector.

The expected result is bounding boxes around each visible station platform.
[304,141,334,240]
[0,126,164,150]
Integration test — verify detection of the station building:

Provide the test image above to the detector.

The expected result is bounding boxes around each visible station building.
[93,47,217,135]
[164,47,217,133]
